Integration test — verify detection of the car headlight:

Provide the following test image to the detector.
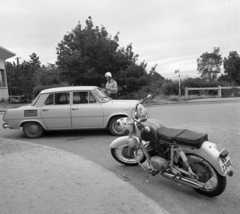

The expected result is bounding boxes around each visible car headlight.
[117,117,133,132]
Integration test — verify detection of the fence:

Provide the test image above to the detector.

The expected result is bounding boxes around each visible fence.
[185,86,240,99]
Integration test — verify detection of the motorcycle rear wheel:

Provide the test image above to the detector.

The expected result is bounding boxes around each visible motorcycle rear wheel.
[111,145,146,166]
[187,154,227,197]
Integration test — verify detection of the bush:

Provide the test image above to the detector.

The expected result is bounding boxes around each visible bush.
[118,92,139,100]
[161,81,180,96]
[160,78,238,97]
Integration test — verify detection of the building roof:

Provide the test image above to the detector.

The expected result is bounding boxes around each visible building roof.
[0,46,16,60]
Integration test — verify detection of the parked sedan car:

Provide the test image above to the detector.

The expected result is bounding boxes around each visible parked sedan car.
[2,86,138,138]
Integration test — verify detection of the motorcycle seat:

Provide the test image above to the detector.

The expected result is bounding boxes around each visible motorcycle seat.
[157,126,208,149]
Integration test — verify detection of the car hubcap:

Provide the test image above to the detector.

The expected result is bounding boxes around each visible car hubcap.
[28,124,38,135]
[113,121,124,133]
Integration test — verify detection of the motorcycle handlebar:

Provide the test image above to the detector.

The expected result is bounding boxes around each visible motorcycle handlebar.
[135,94,152,111]
[139,94,152,104]
[132,94,152,121]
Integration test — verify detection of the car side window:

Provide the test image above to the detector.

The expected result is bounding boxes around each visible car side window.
[45,94,53,105]
[73,92,89,104]
[89,92,97,103]
[55,93,69,105]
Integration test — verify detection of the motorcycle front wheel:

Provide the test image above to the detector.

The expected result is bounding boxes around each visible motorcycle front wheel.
[187,154,227,197]
[111,145,146,166]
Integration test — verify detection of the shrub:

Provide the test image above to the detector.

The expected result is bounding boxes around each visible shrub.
[118,92,139,100]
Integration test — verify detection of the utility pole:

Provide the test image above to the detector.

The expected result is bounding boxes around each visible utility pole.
[16,57,24,96]
[175,70,181,100]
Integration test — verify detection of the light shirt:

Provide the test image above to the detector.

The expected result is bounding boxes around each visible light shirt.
[106,79,118,94]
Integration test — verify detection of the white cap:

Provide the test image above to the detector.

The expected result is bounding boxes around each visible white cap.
[105,72,112,77]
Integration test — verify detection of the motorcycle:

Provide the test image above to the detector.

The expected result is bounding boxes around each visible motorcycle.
[110,95,233,197]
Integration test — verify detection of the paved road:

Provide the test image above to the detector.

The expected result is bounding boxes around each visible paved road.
[1,100,240,214]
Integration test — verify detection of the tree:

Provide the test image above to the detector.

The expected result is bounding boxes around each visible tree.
[197,47,222,81]
[223,51,240,85]
[34,63,63,86]
[117,61,148,97]
[137,65,165,97]
[19,53,41,99]
[56,17,148,93]
[5,61,19,96]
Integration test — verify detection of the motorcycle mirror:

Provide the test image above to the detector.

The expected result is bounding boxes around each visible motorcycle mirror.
[147,94,152,99]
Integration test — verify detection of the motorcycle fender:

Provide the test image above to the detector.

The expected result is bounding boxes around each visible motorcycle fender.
[110,136,129,148]
[182,141,225,176]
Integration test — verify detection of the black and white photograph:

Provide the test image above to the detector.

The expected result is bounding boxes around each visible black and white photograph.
[0,0,239,213]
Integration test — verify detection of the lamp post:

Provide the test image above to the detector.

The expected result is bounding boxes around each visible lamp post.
[175,70,181,100]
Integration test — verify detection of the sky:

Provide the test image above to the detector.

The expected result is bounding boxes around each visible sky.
[1,0,239,79]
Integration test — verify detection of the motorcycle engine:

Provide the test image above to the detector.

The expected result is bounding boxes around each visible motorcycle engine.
[150,156,168,171]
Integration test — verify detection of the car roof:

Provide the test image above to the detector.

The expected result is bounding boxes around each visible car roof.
[40,86,98,94]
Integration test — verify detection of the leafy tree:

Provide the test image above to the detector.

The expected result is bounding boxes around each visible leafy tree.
[197,47,223,81]
[117,61,148,97]
[5,61,19,96]
[56,17,148,93]
[19,53,41,99]
[34,63,63,86]
[223,51,240,85]
[33,82,69,97]
[137,65,165,97]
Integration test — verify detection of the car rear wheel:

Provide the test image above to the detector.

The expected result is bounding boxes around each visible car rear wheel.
[109,116,128,136]
[22,122,44,138]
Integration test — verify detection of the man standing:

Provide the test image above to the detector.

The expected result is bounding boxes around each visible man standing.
[105,72,118,99]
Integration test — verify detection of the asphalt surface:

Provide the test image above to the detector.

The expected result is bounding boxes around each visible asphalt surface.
[0,97,239,214]
[0,138,168,214]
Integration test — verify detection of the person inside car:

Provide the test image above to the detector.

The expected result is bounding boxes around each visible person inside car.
[79,92,88,103]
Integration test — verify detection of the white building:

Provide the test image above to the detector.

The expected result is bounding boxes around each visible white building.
[0,46,16,100]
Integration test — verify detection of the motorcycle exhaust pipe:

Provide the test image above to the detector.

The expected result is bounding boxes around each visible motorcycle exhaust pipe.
[161,171,204,189]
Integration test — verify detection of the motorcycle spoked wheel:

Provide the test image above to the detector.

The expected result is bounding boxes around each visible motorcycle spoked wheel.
[111,144,146,166]
[186,154,227,197]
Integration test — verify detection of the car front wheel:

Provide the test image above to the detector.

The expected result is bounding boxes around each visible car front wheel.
[22,122,44,138]
[109,116,128,136]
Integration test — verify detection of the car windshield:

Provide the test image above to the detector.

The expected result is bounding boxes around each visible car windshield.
[93,88,111,103]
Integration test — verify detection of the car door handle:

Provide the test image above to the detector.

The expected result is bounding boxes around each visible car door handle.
[42,109,49,111]
[71,108,79,110]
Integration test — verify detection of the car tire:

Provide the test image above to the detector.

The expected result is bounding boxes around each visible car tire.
[22,122,44,138]
[109,116,129,136]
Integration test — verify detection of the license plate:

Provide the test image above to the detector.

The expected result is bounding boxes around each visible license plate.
[219,155,232,175]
